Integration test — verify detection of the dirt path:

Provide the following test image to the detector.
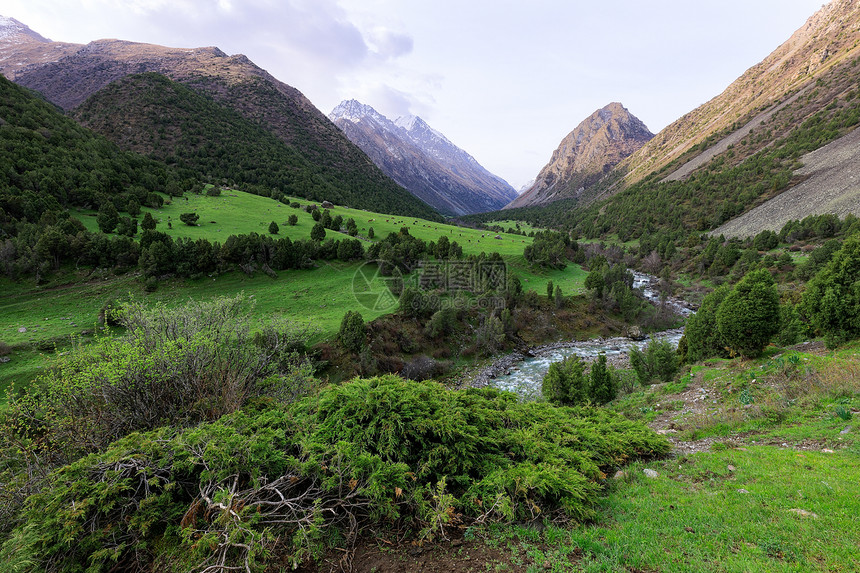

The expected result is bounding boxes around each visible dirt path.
[662,88,808,183]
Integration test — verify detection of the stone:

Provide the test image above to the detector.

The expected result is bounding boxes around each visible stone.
[643,469,659,478]
[737,489,750,494]
[613,470,627,479]
[840,426,852,435]
[822,449,835,454]
[17,327,26,333]
[788,508,819,519]
[727,465,736,472]
[627,325,644,340]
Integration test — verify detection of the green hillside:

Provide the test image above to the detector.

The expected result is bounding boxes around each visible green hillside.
[72,73,441,221]
[0,74,180,222]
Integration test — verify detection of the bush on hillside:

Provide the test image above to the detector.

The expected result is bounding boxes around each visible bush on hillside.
[3,295,317,461]
[543,355,588,406]
[716,268,780,357]
[179,212,199,226]
[338,310,366,353]
[630,338,680,385]
[684,284,731,362]
[799,235,860,347]
[1,375,669,572]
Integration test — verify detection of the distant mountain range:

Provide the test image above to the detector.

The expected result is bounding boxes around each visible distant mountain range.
[329,100,517,216]
[3,0,860,239]
[0,17,441,220]
[507,102,653,209]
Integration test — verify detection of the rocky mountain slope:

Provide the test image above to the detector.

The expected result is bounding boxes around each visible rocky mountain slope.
[506,102,653,209]
[620,0,860,187]
[0,18,440,220]
[329,100,517,216]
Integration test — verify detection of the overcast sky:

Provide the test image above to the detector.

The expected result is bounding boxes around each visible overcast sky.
[4,0,827,189]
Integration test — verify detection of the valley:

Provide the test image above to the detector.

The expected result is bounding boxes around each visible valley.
[0,2,859,572]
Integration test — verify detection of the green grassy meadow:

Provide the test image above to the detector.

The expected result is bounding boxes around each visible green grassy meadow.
[2,190,590,394]
[436,343,860,572]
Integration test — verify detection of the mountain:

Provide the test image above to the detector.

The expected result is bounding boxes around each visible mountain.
[0,18,441,221]
[477,1,860,239]
[506,102,653,209]
[620,0,860,187]
[329,100,517,216]
[0,73,178,223]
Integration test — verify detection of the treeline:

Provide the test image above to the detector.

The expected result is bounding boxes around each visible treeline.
[628,213,860,285]
[73,73,442,221]
[0,207,484,291]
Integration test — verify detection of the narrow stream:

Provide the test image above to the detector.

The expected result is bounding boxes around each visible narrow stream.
[486,271,691,400]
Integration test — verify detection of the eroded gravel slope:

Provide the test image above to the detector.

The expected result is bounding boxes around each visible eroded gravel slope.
[714,125,860,238]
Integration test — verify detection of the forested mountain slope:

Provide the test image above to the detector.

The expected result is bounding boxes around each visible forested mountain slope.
[0,25,440,220]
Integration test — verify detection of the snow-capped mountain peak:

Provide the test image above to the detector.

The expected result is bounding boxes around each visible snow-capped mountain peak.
[329,99,517,215]
[329,99,388,125]
[0,15,51,43]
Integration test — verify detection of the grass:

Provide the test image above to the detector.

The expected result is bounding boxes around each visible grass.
[3,190,592,394]
[461,343,860,572]
[520,446,860,572]
[73,189,536,258]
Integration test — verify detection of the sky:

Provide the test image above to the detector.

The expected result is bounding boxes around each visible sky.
[3,0,828,190]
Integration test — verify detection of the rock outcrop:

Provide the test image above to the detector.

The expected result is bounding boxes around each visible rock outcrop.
[506,102,653,208]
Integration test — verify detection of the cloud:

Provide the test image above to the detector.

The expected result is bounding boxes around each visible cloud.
[366,27,413,60]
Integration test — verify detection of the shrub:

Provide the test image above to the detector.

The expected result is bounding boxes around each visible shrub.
[425,307,457,339]
[1,376,670,572]
[543,354,588,406]
[630,338,679,385]
[6,295,317,458]
[476,314,505,356]
[589,354,616,404]
[287,214,298,226]
[268,220,279,234]
[799,236,860,347]
[338,310,366,353]
[141,211,156,230]
[96,202,118,233]
[205,186,221,196]
[716,269,780,357]
[179,212,199,226]
[402,355,444,380]
[684,284,731,362]
[310,223,326,241]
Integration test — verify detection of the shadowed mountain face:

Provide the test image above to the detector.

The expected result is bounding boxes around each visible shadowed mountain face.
[0,20,441,220]
[329,100,517,216]
[507,102,653,209]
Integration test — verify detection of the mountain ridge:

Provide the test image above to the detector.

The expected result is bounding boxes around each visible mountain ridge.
[0,20,441,220]
[506,102,653,209]
[329,99,517,216]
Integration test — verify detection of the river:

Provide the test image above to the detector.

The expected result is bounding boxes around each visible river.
[477,271,691,400]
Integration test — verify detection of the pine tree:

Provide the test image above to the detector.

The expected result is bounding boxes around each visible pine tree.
[310,223,326,242]
[141,212,157,230]
[716,269,780,358]
[97,202,119,234]
[589,354,615,404]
